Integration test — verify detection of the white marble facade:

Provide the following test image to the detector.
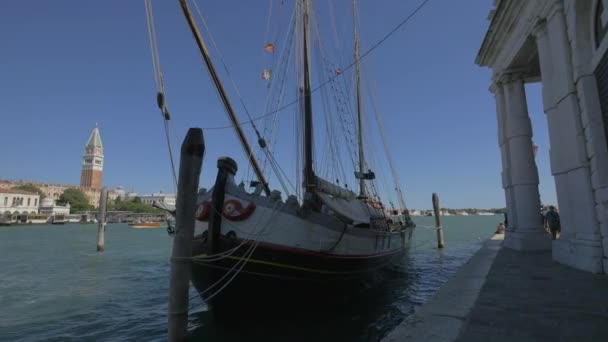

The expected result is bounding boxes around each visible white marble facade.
[0,189,40,214]
[477,0,608,273]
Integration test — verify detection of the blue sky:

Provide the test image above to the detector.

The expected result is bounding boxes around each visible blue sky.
[0,0,556,209]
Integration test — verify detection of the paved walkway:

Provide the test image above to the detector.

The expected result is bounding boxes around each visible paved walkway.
[383,235,504,342]
[383,235,608,342]
[456,243,608,341]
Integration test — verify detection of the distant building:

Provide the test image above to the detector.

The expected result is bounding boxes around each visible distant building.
[409,209,422,216]
[0,180,69,203]
[80,125,104,190]
[38,197,70,216]
[0,125,132,209]
[111,186,137,201]
[0,189,40,215]
[139,193,176,207]
[114,186,127,200]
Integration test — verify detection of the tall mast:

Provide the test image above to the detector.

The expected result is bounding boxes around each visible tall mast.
[353,0,366,198]
[177,0,270,196]
[302,0,315,195]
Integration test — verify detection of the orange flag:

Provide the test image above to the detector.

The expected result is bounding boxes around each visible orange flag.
[264,43,275,53]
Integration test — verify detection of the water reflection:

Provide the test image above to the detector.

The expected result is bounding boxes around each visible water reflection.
[188,254,418,342]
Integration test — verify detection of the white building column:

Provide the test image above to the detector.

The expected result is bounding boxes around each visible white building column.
[500,74,551,251]
[534,5,604,272]
[492,82,517,234]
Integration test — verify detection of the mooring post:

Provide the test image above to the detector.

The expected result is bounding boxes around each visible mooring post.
[208,157,238,256]
[168,128,204,342]
[97,187,108,252]
[432,193,445,249]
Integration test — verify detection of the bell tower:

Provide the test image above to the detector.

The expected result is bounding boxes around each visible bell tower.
[80,124,104,190]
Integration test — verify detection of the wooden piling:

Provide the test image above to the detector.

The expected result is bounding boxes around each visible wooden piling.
[432,193,445,249]
[168,128,204,342]
[208,157,238,256]
[97,187,108,252]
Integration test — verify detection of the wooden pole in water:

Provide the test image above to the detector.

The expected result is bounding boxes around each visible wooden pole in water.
[97,187,108,252]
[168,128,204,342]
[432,193,445,249]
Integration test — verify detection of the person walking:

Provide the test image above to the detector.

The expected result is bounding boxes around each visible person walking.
[545,206,561,240]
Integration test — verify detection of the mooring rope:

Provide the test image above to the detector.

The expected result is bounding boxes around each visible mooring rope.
[195,202,282,300]
[416,225,443,230]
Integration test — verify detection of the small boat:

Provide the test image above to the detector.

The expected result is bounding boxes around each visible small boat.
[0,216,12,226]
[128,222,162,229]
[51,215,66,225]
[66,214,82,223]
[28,214,50,224]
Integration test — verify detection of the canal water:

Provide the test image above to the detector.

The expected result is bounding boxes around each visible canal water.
[0,216,501,342]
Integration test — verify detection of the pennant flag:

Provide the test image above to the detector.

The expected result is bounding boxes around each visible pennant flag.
[264,43,275,53]
[261,69,271,81]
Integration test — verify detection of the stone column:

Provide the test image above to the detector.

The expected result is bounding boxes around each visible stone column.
[492,82,517,233]
[501,74,551,251]
[534,6,604,272]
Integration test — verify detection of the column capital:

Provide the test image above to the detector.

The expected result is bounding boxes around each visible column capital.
[499,72,525,84]
[531,19,548,38]
[489,82,502,94]
[545,1,565,22]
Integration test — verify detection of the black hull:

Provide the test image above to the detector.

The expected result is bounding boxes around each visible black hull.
[190,235,408,310]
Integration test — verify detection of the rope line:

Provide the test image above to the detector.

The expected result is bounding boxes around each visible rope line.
[198,0,432,130]
[144,0,178,190]
[193,201,283,300]
[192,0,296,195]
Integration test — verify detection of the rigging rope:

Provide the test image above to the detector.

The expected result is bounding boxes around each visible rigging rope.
[309,6,357,185]
[191,0,263,138]
[258,6,297,181]
[191,0,294,195]
[366,76,408,210]
[197,0,432,130]
[144,0,178,191]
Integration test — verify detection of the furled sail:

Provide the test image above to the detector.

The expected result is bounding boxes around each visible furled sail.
[315,177,383,225]
[316,177,356,200]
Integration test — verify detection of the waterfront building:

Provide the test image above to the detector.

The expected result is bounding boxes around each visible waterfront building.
[477,0,608,273]
[139,193,176,207]
[409,209,422,216]
[0,189,40,214]
[38,197,70,216]
[0,181,67,202]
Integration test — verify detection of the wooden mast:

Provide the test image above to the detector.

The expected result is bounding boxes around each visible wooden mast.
[177,0,271,196]
[353,0,366,198]
[302,0,315,196]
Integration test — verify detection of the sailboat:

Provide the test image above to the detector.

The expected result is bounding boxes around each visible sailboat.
[155,0,416,307]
